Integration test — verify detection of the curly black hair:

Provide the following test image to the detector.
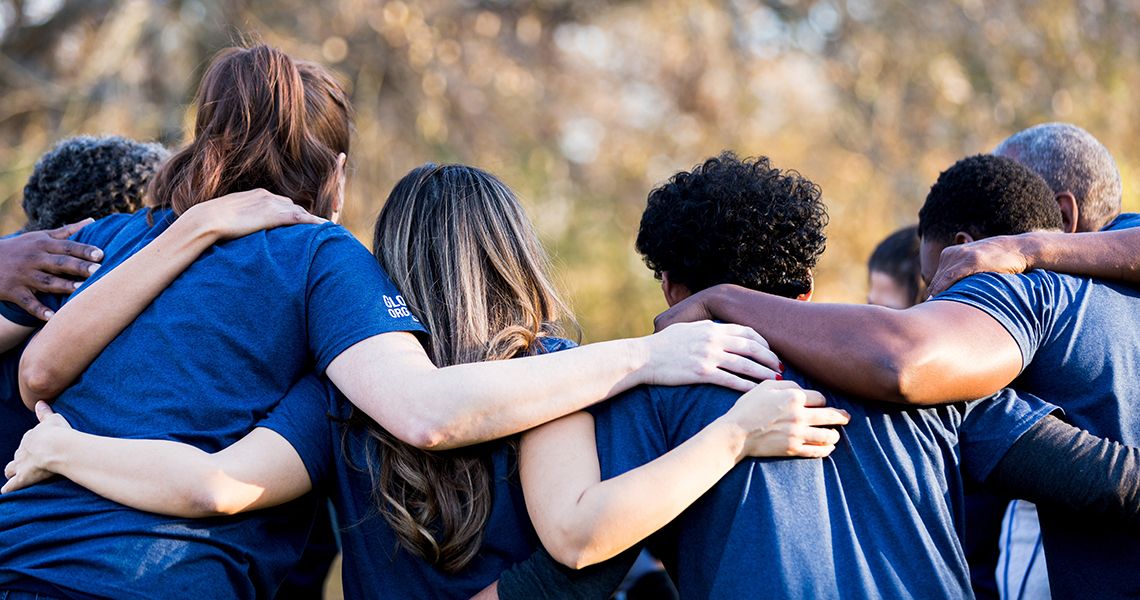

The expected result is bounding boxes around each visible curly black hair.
[22,136,170,231]
[918,154,1062,244]
[636,152,828,298]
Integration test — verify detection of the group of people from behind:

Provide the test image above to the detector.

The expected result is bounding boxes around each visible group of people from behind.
[0,43,1137,600]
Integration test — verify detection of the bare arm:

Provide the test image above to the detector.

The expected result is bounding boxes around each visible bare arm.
[18,191,323,408]
[927,228,1140,296]
[519,380,849,569]
[326,319,779,451]
[655,284,1022,405]
[2,403,311,517]
[0,317,33,354]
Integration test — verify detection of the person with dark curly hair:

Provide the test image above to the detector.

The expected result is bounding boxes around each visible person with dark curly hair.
[654,152,1140,598]
[635,153,826,300]
[867,225,923,309]
[21,135,170,233]
[0,136,169,475]
[517,152,1140,599]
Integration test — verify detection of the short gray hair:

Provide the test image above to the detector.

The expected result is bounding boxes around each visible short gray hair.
[994,123,1122,231]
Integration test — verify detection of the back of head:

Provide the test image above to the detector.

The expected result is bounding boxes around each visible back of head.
[367,163,574,573]
[994,122,1121,231]
[918,154,1063,245]
[22,136,169,231]
[868,225,923,307]
[148,45,348,218]
[636,152,828,298]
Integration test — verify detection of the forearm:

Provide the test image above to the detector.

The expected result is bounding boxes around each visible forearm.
[550,418,744,568]
[987,414,1140,531]
[37,429,248,518]
[331,335,651,450]
[1021,229,1140,283]
[702,285,1017,404]
[19,214,215,407]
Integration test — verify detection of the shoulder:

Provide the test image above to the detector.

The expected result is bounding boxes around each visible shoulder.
[534,336,578,354]
[73,209,162,247]
[1101,212,1140,231]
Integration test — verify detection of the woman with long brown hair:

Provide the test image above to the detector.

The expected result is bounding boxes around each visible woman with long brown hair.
[0,43,806,598]
[5,160,847,598]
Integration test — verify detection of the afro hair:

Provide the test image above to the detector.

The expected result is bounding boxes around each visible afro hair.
[918,154,1063,245]
[22,135,170,231]
[636,152,828,298]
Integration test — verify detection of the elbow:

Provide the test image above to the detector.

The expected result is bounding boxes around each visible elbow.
[18,356,64,408]
[546,541,594,571]
[542,524,604,570]
[184,485,245,518]
[864,347,936,406]
[398,419,452,451]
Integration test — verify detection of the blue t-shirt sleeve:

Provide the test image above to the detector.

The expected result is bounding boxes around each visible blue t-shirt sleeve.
[587,386,670,480]
[305,226,427,373]
[1101,212,1140,231]
[258,375,337,486]
[933,271,1060,372]
[959,389,1059,483]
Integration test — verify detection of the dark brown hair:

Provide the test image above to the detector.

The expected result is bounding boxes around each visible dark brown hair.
[148,45,347,218]
[363,164,575,573]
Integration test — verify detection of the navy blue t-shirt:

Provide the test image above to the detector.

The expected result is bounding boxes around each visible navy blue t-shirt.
[938,268,1140,598]
[0,343,35,469]
[1102,211,1140,231]
[0,209,425,599]
[589,370,1055,599]
[319,337,577,599]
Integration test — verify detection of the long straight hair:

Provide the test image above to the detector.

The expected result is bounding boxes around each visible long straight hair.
[148,45,347,218]
[365,164,576,572]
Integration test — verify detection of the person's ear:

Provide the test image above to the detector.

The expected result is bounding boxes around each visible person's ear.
[795,271,815,302]
[331,153,347,224]
[1055,192,1079,234]
[953,231,975,245]
[661,272,693,307]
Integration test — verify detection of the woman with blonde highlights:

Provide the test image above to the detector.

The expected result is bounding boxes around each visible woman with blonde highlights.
[0,44,798,597]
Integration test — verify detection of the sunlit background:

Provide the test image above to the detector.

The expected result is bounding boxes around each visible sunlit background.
[2,0,1139,344]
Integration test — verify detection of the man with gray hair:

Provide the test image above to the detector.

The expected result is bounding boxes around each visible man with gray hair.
[994,122,1124,234]
[927,125,1140,598]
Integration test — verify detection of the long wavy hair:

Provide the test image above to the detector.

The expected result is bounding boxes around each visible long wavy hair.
[148,45,347,218]
[365,164,576,572]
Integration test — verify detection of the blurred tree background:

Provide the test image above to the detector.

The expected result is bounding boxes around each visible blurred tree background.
[2,0,1139,343]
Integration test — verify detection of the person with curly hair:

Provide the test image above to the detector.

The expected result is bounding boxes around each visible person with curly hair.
[0,136,169,475]
[21,136,170,233]
[517,152,1140,599]
[653,152,1140,598]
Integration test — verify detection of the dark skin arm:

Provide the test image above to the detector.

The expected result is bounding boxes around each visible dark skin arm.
[0,220,103,320]
[655,284,1022,405]
[927,228,1140,296]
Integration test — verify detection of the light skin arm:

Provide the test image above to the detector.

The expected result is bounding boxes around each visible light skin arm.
[927,228,1140,296]
[0,317,33,354]
[18,190,325,408]
[520,380,850,569]
[326,319,777,451]
[2,403,311,517]
[20,192,783,450]
[654,284,1022,405]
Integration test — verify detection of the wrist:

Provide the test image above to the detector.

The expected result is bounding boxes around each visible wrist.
[172,206,221,249]
[35,426,77,474]
[627,337,654,385]
[1015,231,1055,271]
[710,415,749,463]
